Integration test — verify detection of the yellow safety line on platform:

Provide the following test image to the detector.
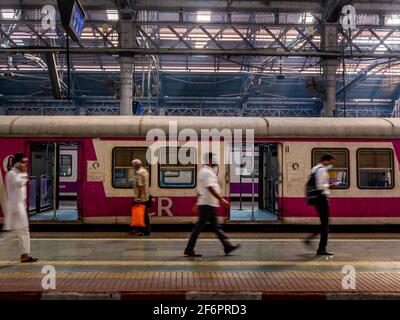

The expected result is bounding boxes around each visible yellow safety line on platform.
[29,238,400,242]
[0,260,399,268]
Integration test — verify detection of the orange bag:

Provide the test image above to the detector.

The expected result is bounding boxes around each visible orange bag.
[130,204,146,227]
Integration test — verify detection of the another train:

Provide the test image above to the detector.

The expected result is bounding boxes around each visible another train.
[0,116,400,225]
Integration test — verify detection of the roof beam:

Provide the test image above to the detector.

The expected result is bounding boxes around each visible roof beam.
[1,0,400,14]
[3,46,400,59]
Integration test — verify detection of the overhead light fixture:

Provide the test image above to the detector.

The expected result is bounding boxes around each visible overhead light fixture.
[388,14,400,25]
[299,13,314,24]
[106,9,119,21]
[1,9,15,19]
[196,11,211,22]
[194,41,206,49]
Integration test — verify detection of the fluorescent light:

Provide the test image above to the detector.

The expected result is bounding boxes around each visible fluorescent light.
[1,9,15,19]
[388,14,400,25]
[375,45,388,53]
[196,11,211,22]
[194,41,206,49]
[106,10,118,21]
[298,13,314,24]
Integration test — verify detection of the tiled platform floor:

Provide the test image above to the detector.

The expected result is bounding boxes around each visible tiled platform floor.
[0,271,396,294]
[0,233,400,299]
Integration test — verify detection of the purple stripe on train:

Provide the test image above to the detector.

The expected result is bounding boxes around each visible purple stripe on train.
[59,182,78,193]
[230,182,259,194]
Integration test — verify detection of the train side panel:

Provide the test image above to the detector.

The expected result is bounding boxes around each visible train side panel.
[80,138,228,224]
[281,140,400,223]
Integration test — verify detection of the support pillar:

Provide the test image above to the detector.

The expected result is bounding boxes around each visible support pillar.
[321,24,339,117]
[321,59,339,117]
[120,56,134,115]
[118,18,137,116]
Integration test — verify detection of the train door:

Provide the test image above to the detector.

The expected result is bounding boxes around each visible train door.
[229,143,278,221]
[258,143,280,215]
[27,142,80,222]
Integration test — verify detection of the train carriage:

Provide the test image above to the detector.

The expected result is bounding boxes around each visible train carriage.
[0,116,400,225]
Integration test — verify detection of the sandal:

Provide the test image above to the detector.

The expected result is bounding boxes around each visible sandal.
[21,256,38,263]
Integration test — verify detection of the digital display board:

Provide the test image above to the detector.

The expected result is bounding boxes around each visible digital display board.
[57,0,86,42]
[69,1,85,40]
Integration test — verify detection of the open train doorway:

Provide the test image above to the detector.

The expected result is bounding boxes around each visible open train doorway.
[28,142,80,222]
[229,143,279,222]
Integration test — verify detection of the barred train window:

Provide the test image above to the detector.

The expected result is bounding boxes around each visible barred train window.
[312,149,349,189]
[158,147,196,188]
[59,155,72,177]
[357,149,393,189]
[112,148,150,188]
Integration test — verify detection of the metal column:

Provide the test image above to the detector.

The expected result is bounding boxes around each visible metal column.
[321,24,339,117]
[119,18,137,116]
[120,57,134,115]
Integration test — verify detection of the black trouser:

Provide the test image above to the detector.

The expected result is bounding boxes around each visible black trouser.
[313,195,330,251]
[185,205,232,251]
[140,206,151,235]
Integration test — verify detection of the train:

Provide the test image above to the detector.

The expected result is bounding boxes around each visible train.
[0,116,400,225]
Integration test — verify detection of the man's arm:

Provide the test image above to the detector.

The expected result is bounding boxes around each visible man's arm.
[315,168,329,191]
[206,186,223,201]
[206,186,229,208]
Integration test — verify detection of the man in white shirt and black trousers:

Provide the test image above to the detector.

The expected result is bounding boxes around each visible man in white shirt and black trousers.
[184,152,240,257]
[305,153,335,256]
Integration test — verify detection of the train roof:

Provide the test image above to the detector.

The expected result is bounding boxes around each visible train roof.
[0,116,400,139]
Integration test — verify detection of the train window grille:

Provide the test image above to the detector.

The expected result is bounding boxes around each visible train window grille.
[112,148,150,189]
[357,149,394,189]
[312,148,349,189]
[158,147,197,188]
[59,155,72,177]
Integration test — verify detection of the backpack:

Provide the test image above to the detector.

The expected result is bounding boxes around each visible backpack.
[305,167,322,205]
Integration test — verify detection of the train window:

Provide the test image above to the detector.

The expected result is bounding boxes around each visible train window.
[112,148,150,189]
[59,155,72,177]
[312,149,349,189]
[158,147,197,188]
[357,149,394,189]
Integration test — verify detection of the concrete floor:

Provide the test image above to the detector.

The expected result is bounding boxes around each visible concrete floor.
[0,233,400,273]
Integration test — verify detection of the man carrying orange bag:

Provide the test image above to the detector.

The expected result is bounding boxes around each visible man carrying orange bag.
[130,159,151,236]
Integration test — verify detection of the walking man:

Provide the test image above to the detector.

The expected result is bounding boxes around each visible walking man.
[305,153,335,256]
[184,152,240,257]
[131,159,151,236]
[1,153,38,263]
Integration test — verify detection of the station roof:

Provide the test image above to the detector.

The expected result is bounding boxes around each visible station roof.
[0,1,400,116]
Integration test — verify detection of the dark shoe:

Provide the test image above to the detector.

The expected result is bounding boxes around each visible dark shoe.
[138,232,150,236]
[316,249,334,256]
[224,244,241,255]
[184,249,202,257]
[21,256,39,263]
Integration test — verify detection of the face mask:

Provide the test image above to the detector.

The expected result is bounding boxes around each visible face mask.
[325,164,334,170]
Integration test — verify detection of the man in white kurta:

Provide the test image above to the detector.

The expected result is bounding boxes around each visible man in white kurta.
[1,153,38,263]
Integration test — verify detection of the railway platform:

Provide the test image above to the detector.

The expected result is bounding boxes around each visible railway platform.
[0,232,400,300]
